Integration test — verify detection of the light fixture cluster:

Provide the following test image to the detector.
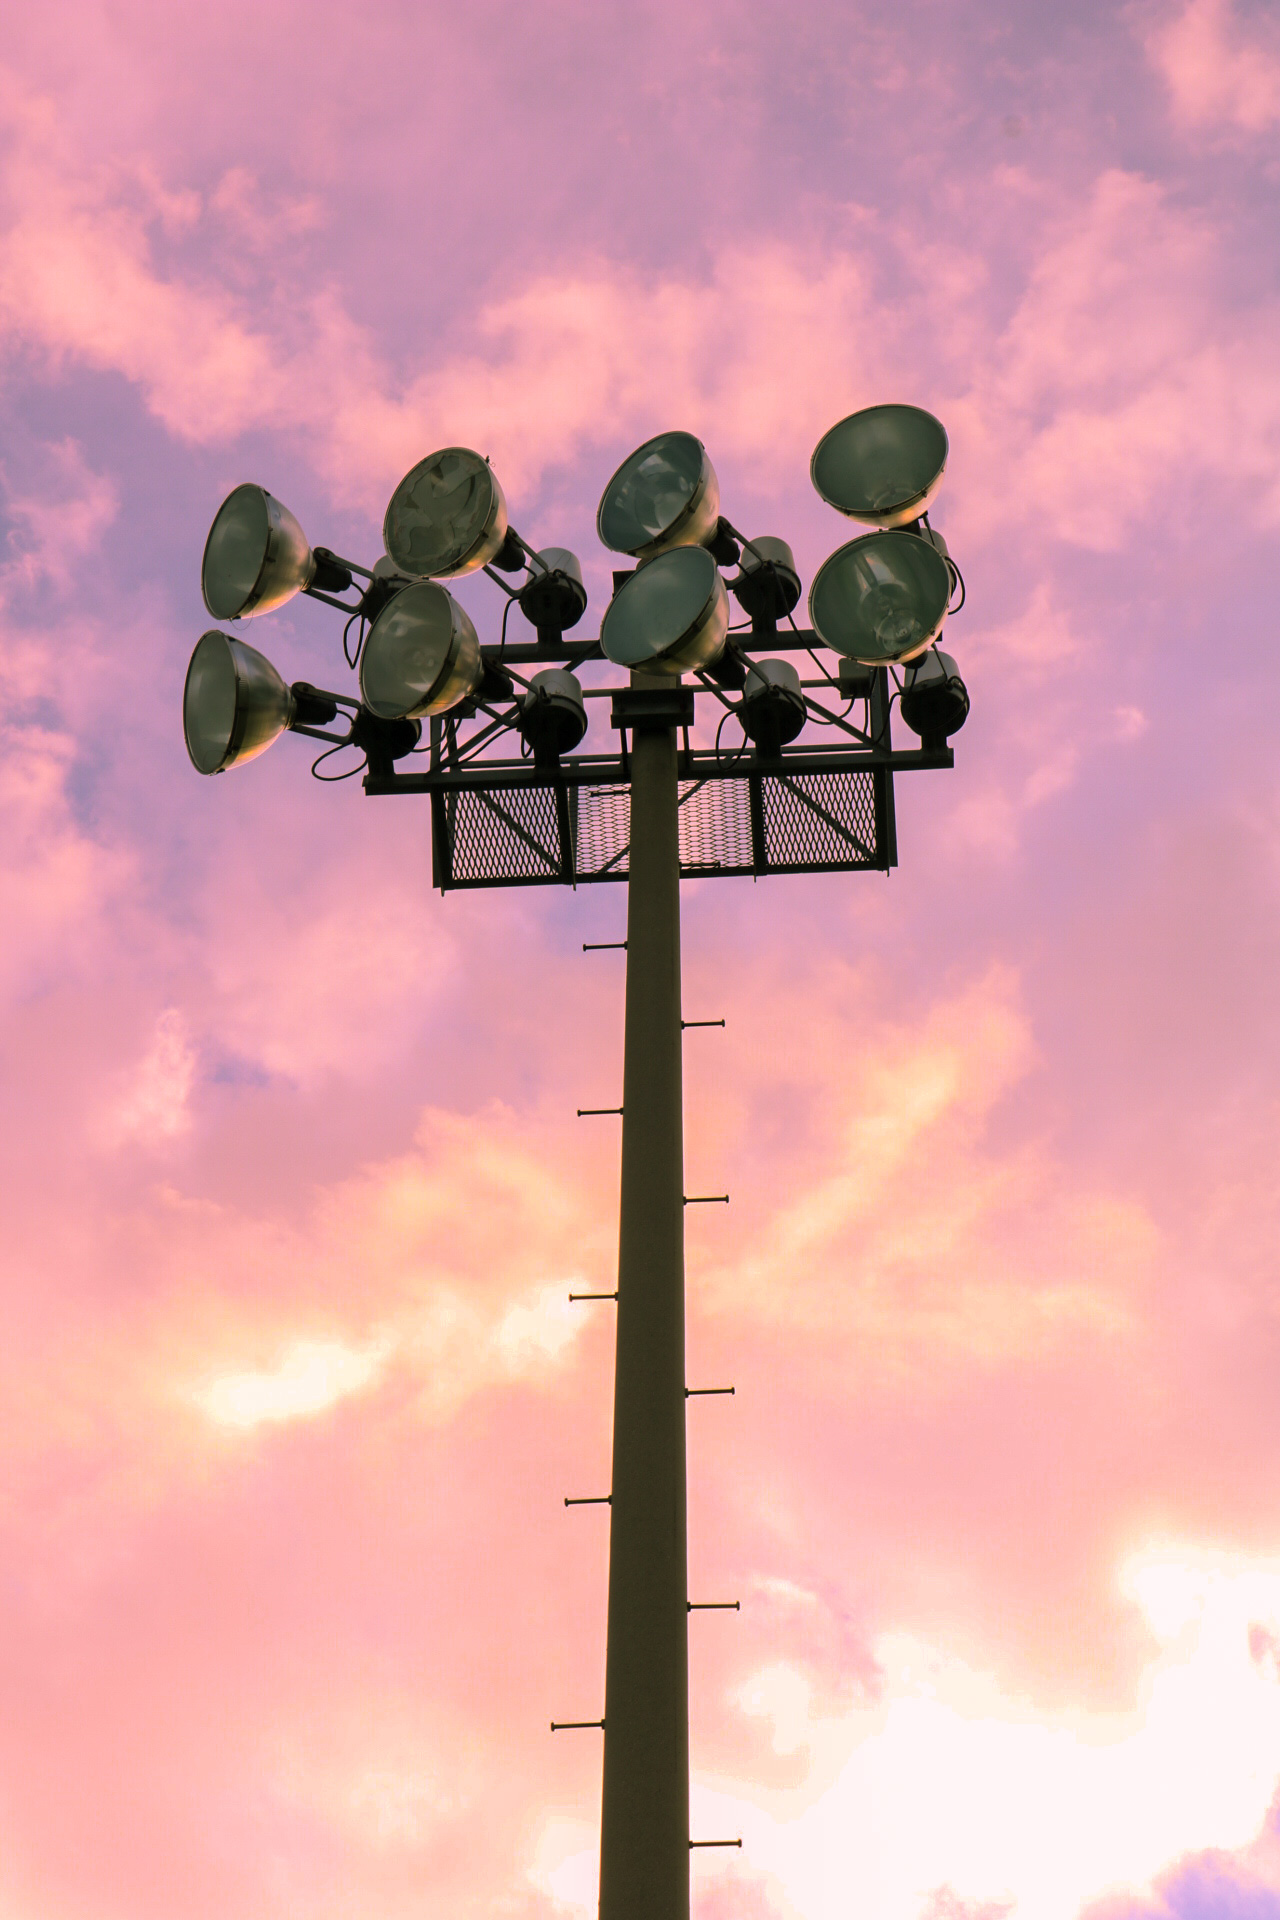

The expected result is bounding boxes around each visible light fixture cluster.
[183,405,969,779]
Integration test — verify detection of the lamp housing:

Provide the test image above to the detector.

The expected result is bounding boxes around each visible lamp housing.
[201,484,315,621]
[519,668,588,767]
[703,641,749,692]
[519,548,588,637]
[809,527,951,665]
[357,554,416,628]
[811,404,948,528]
[600,545,728,677]
[732,537,802,625]
[597,432,721,560]
[359,580,483,720]
[741,658,807,752]
[183,629,296,775]
[383,448,509,579]
[899,648,969,748]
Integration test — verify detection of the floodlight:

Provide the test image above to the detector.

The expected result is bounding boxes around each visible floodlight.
[358,580,482,719]
[740,658,807,750]
[809,529,951,665]
[383,447,509,579]
[597,432,721,560]
[201,484,315,621]
[600,546,728,676]
[811,404,948,528]
[519,668,588,767]
[519,548,588,636]
[183,629,295,774]
[733,537,801,624]
[899,648,970,746]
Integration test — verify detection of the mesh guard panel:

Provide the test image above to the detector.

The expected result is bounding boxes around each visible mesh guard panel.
[680,779,753,874]
[434,768,886,889]
[762,771,878,870]
[446,786,563,884]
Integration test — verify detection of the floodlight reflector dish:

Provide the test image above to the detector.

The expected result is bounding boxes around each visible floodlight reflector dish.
[808,529,951,665]
[811,404,948,528]
[383,448,508,579]
[597,432,720,559]
[201,484,315,621]
[600,546,728,676]
[183,629,295,775]
[359,580,482,719]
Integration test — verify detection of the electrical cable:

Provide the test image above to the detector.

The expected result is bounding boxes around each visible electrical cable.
[713,707,750,770]
[311,742,365,781]
[343,609,366,670]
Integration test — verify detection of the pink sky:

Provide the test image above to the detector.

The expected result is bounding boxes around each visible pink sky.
[2,2,1280,1915]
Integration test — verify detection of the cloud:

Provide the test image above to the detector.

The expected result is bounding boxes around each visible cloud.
[1144,0,1280,133]
[692,963,1150,1377]
[107,1006,197,1143]
[193,1332,391,1428]
[3,76,1277,564]
[665,1547,1280,1920]
[963,169,1280,547]
[0,437,117,598]
[0,717,127,1000]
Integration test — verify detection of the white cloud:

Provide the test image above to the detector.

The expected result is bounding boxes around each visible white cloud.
[689,1547,1280,1920]
[535,1547,1280,1920]
[193,1333,391,1429]
[519,1545,1280,1920]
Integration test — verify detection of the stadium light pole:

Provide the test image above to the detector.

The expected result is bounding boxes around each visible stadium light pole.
[599,689,691,1915]
[183,412,969,1920]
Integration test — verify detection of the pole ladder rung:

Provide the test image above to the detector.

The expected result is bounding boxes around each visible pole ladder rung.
[565,1495,612,1506]
[568,1290,618,1302]
[550,1719,605,1731]
[582,941,627,951]
[688,1601,740,1611]
[686,1385,734,1396]
[577,1106,623,1116]
[681,1018,725,1029]
[690,1838,742,1849]
[684,1194,729,1205]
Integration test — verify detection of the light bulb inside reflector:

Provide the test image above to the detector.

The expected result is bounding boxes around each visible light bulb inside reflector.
[359,581,482,719]
[600,546,728,676]
[811,404,948,528]
[808,530,951,665]
[383,448,508,579]
[201,484,315,621]
[183,630,295,775]
[597,432,720,559]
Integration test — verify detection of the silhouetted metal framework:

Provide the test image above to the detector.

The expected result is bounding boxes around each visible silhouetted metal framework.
[362,627,952,887]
